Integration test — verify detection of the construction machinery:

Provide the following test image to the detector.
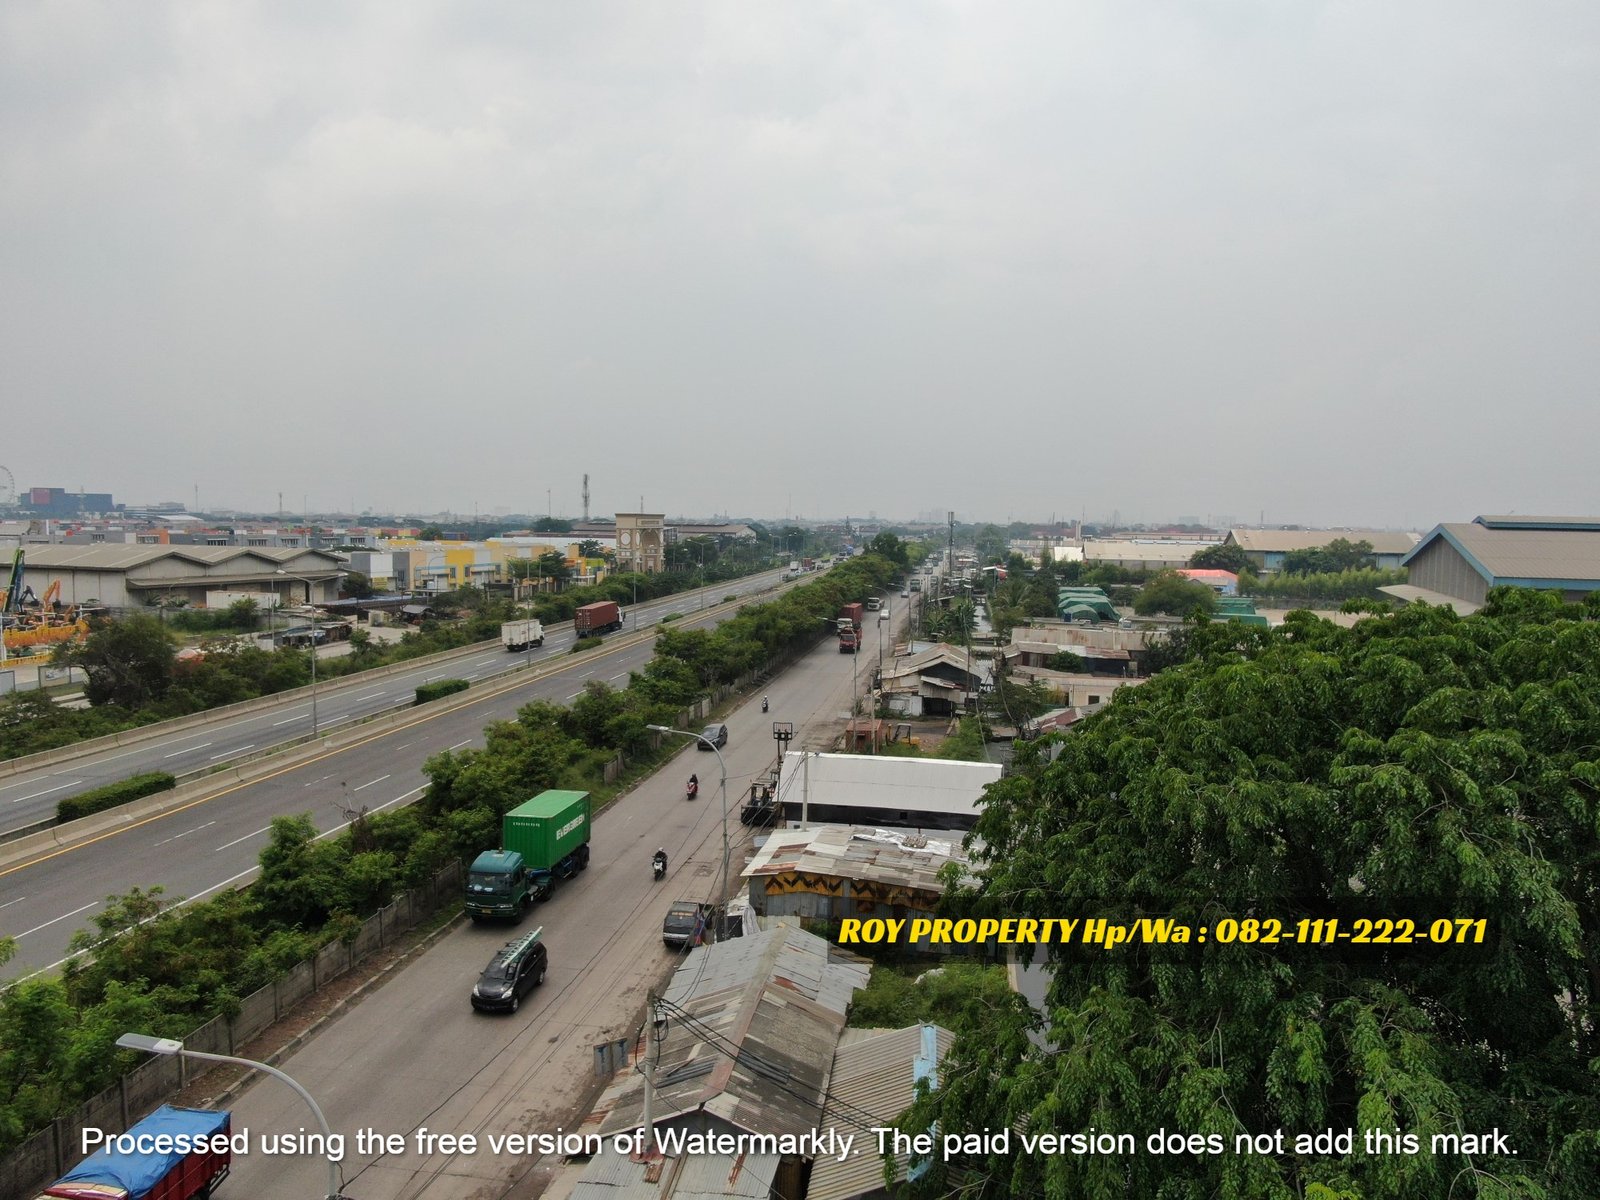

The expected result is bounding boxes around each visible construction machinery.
[2,550,93,653]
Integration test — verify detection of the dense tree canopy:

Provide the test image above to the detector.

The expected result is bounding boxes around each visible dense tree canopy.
[1189,541,1252,574]
[1282,537,1377,576]
[909,589,1600,1200]
[1134,571,1217,617]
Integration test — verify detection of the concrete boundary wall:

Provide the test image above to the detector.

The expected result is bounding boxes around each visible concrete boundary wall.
[0,860,462,1197]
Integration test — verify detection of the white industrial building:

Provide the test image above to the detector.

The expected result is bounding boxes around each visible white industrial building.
[3,545,344,611]
[773,752,1001,831]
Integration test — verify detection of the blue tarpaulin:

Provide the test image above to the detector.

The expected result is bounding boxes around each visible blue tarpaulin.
[54,1105,229,1199]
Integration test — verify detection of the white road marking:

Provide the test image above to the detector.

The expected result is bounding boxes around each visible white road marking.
[566,692,581,701]
[210,744,254,759]
[272,714,307,726]
[611,672,629,682]
[164,742,212,758]
[394,742,414,750]
[12,779,83,804]
[303,773,335,787]
[449,740,471,750]
[0,895,26,910]
[352,774,391,792]
[154,821,216,847]
[322,715,352,727]
[16,902,96,940]
[353,690,387,700]
[216,826,271,851]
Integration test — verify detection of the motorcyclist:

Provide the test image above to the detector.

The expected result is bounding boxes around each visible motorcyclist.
[762,694,769,712]
[687,773,699,798]
[653,848,668,872]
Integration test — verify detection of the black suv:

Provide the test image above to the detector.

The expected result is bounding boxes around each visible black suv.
[471,929,548,1013]
[698,723,729,749]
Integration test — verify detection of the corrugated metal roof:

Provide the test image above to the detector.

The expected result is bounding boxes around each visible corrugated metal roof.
[597,927,870,1140]
[569,1149,780,1199]
[13,544,343,571]
[807,1025,955,1200]
[776,753,1001,819]
[1081,541,1210,562]
[1227,528,1420,555]
[1377,583,1483,615]
[1405,522,1600,584]
[742,825,967,893]
[1474,515,1600,531]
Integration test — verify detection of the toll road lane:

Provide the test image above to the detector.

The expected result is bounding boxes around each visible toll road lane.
[0,577,788,982]
[0,570,785,834]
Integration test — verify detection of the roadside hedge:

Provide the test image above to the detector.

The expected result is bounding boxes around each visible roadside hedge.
[569,637,605,654]
[57,772,177,822]
[414,679,470,705]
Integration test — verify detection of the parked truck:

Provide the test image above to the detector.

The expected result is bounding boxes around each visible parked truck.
[37,1105,233,1200]
[573,600,623,636]
[837,602,865,653]
[467,790,593,920]
[500,618,546,652]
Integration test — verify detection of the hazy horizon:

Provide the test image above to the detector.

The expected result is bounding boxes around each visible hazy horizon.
[5,3,1597,525]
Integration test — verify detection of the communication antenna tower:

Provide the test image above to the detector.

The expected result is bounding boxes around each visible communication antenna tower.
[582,474,590,522]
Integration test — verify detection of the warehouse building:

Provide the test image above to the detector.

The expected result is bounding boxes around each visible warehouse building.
[1224,528,1420,573]
[3,545,344,611]
[1385,515,1600,614]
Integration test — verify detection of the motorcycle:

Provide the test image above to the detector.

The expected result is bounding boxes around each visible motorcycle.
[762,696,769,713]
[686,779,699,801]
[652,852,667,881]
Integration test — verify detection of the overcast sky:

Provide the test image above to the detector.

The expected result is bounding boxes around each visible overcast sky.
[3,2,1596,528]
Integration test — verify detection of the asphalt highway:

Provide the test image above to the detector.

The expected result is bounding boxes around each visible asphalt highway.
[0,570,785,835]
[213,599,903,1200]
[0,571,797,981]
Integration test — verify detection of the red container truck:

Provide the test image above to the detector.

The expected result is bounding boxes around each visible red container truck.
[573,600,623,636]
[38,1105,233,1200]
[837,602,865,653]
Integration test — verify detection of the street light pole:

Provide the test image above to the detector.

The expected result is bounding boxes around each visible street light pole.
[277,569,319,736]
[116,1033,348,1200]
[647,724,729,938]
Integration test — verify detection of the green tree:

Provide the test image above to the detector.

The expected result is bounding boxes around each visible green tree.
[1282,537,1376,575]
[66,613,177,707]
[577,539,604,559]
[870,531,910,571]
[906,593,1600,1200]
[1132,571,1216,618]
[1189,542,1251,574]
[340,571,375,599]
[537,551,572,590]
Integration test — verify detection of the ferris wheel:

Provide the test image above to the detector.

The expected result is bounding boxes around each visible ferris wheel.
[0,464,15,508]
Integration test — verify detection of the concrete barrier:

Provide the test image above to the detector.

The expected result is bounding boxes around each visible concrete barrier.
[0,635,505,780]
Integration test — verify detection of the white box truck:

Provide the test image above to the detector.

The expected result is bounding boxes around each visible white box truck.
[501,619,546,652]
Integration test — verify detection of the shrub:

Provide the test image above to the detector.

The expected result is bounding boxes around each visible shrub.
[570,637,605,654]
[414,679,470,705]
[58,772,177,822]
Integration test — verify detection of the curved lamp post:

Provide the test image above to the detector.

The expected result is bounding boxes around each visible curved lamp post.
[116,1032,348,1199]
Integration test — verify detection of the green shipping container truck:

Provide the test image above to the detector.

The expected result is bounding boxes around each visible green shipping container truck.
[466,790,593,921]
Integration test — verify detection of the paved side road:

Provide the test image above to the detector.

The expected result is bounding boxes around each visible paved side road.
[217,599,902,1200]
